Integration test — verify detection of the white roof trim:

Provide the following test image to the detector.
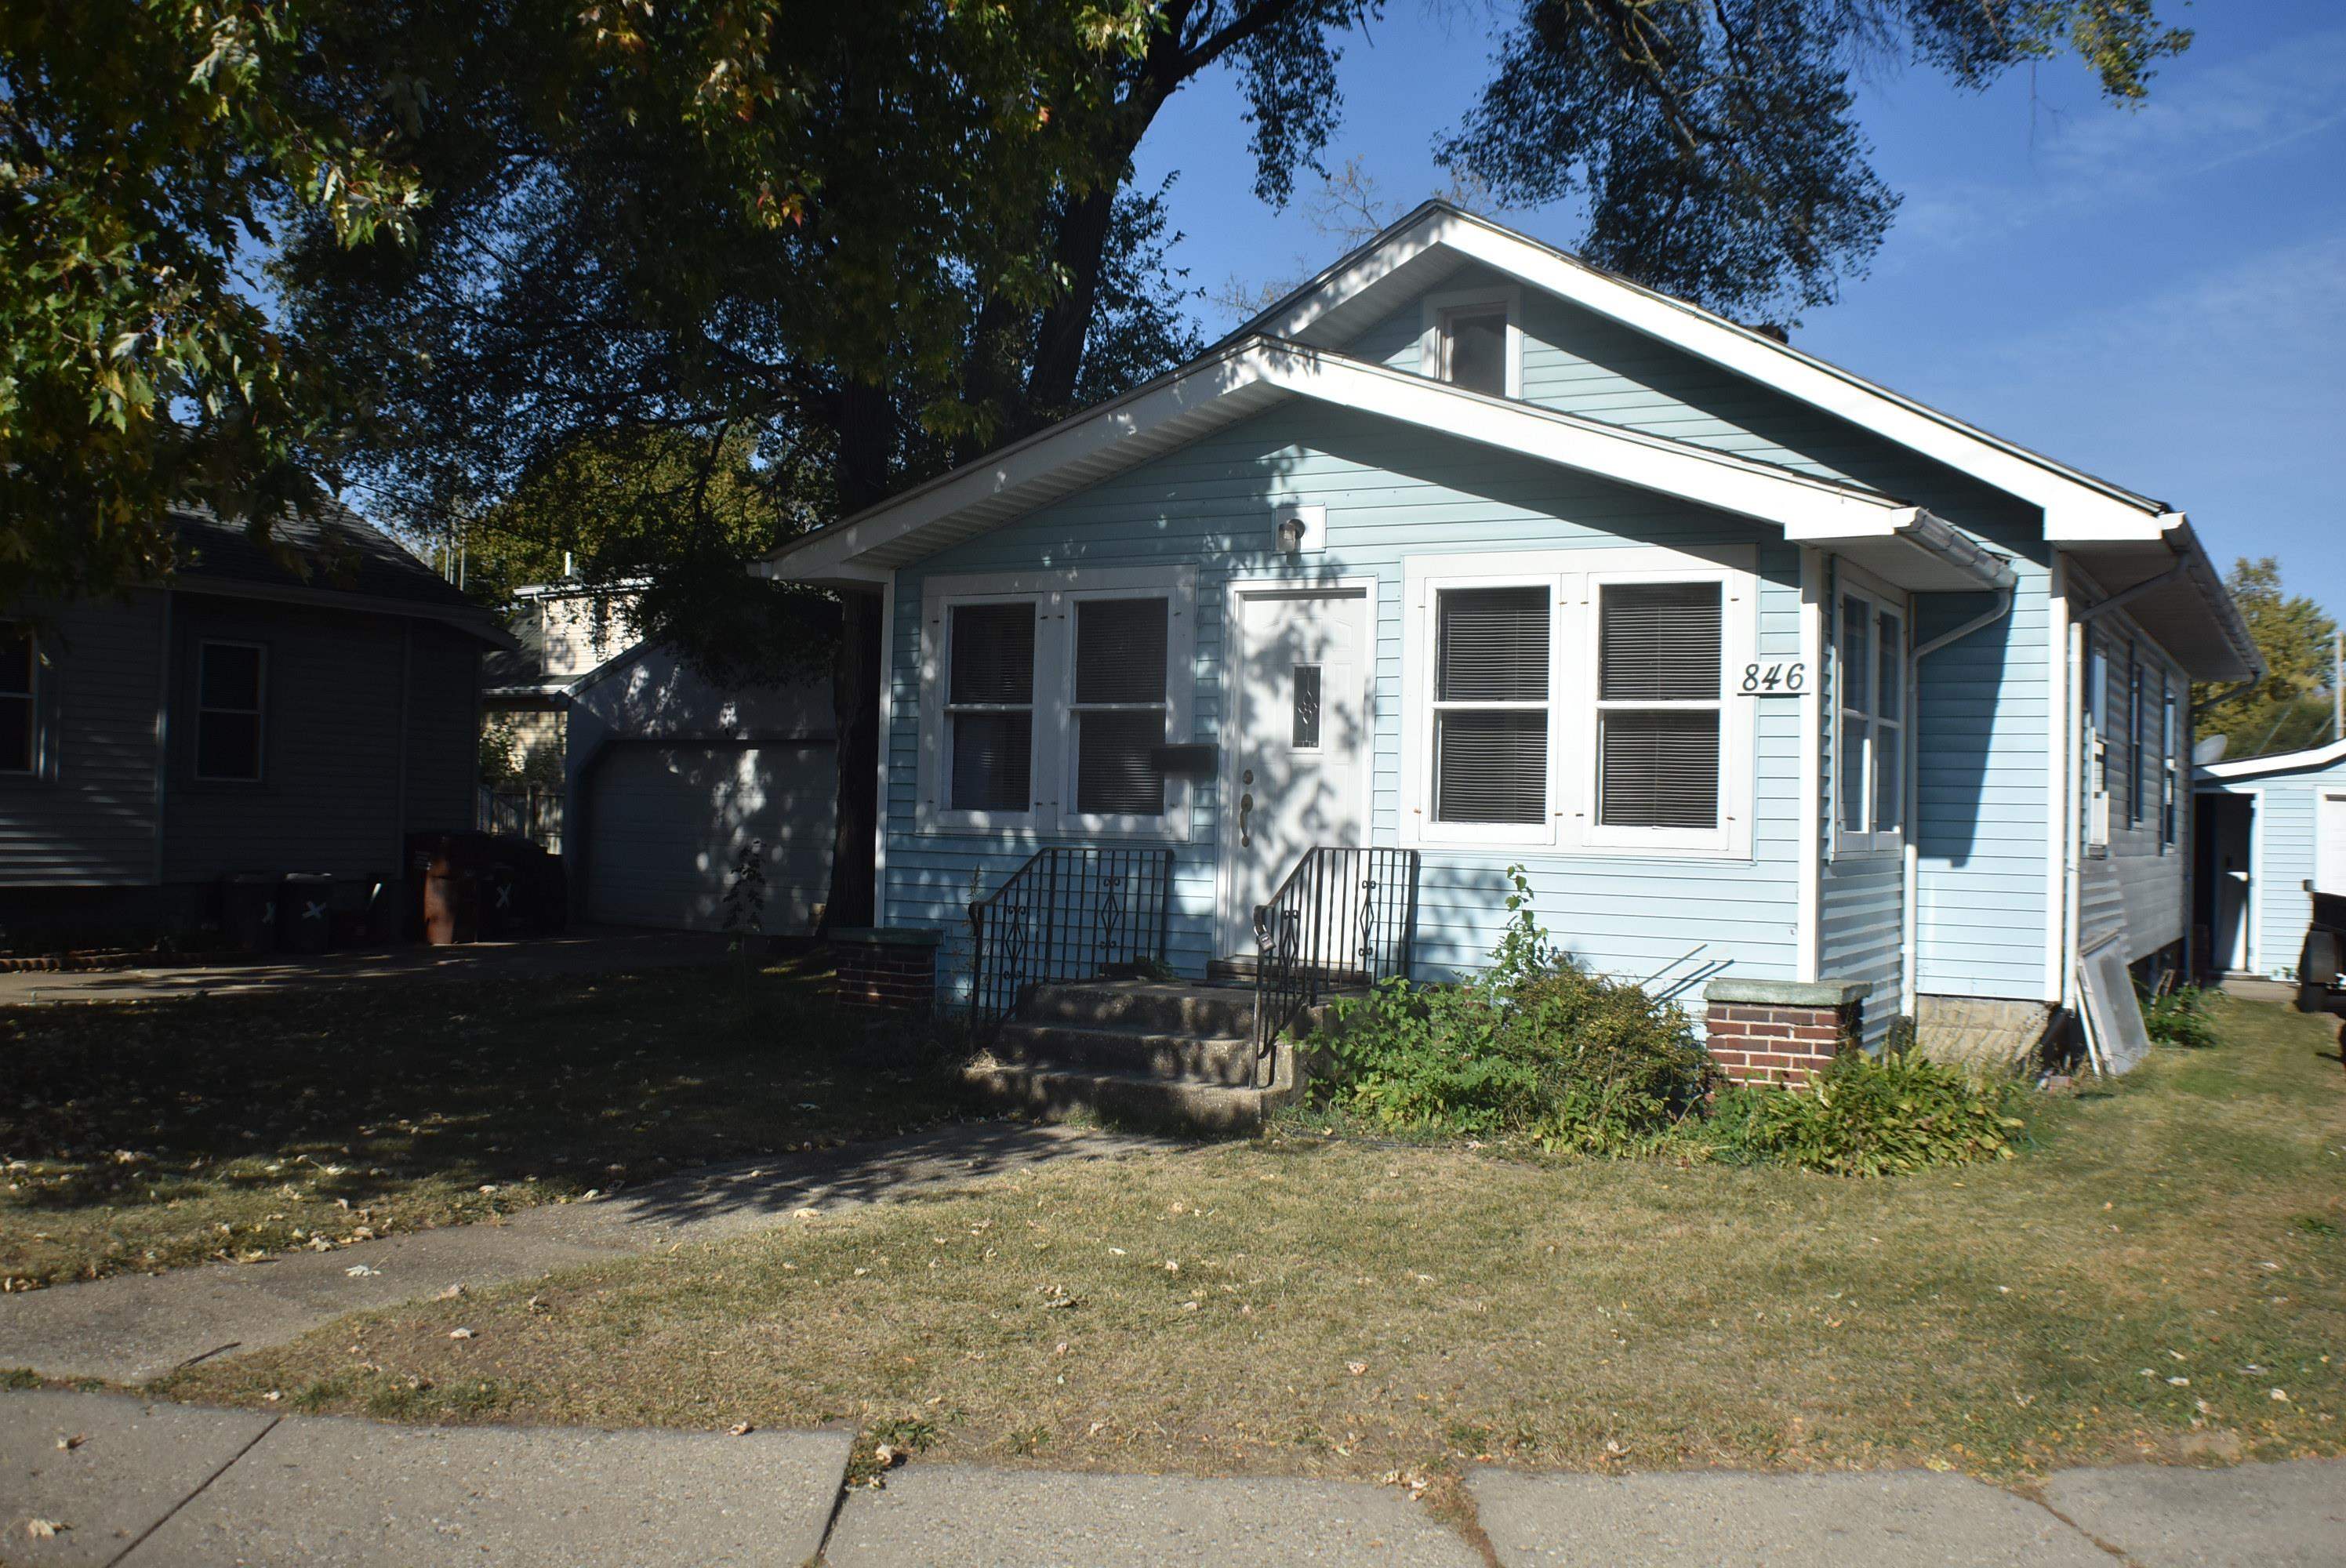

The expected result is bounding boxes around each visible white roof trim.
[2200,735,2346,781]
[1233,203,2172,542]
[760,336,2007,590]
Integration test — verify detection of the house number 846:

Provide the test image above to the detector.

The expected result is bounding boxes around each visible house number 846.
[1738,661,1807,695]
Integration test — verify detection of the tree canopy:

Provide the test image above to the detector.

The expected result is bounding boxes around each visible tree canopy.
[2199,558,2341,760]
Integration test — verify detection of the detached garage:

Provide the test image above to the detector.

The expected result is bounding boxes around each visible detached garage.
[2195,736,2346,985]
[565,642,836,934]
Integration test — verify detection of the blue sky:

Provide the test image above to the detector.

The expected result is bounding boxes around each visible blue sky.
[1129,1,2346,622]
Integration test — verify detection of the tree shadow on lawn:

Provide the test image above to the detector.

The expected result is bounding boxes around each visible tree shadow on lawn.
[0,960,994,1284]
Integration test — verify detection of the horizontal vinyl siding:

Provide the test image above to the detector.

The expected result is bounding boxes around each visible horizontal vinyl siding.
[2200,754,2346,978]
[884,398,1803,1007]
[2075,613,2188,966]
[1343,278,2057,1003]
[0,594,163,886]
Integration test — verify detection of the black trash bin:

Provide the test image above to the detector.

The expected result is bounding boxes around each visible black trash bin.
[220,873,278,953]
[280,873,334,953]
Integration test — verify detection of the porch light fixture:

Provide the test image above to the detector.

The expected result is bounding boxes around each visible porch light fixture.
[1272,503,1324,557]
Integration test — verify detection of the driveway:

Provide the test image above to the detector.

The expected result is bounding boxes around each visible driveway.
[0,927,739,1007]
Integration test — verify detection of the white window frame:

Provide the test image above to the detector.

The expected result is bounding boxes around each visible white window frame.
[915,565,1196,840]
[936,593,1047,829]
[2160,675,2180,851]
[0,621,35,777]
[1830,569,1909,859]
[194,639,267,783]
[2083,633,2111,854]
[1401,545,1756,858]
[1416,283,1523,400]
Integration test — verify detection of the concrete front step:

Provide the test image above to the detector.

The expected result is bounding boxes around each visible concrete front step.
[962,1059,1284,1133]
[993,1019,1260,1087]
[1023,979,1256,1037]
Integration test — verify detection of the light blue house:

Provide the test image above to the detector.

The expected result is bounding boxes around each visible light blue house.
[764,204,2259,1093]
[2195,738,2346,985]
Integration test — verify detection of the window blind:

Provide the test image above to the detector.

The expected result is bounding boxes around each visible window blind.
[1436,711,1548,823]
[949,602,1035,705]
[1601,583,1722,701]
[947,603,1036,811]
[950,713,1031,811]
[1072,596,1168,816]
[1073,599,1167,704]
[1075,710,1164,815]
[1438,587,1548,701]
[1600,710,1720,829]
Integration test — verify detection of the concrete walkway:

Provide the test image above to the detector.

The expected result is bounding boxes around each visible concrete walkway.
[5,1390,2339,1567]
[0,1122,1178,1384]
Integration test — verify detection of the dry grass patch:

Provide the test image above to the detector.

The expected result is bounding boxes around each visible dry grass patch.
[1,956,969,1289]
[165,996,2345,1483]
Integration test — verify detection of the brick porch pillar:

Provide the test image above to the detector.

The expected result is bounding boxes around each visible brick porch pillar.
[830,927,942,1014]
[1701,978,1865,1086]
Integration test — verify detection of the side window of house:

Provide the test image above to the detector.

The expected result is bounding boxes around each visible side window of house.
[1433,586,1550,824]
[195,641,266,782]
[945,603,1036,812]
[1440,307,1508,397]
[1596,583,1722,829]
[2127,651,2145,828]
[2160,677,2180,849]
[2083,635,2110,850]
[1,623,34,775]
[1835,591,1905,844]
[1070,597,1169,818]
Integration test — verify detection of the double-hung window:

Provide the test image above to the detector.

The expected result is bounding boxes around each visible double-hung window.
[921,567,1195,837]
[1432,586,1550,825]
[1,623,34,776]
[2160,677,2180,849]
[195,641,266,782]
[2126,649,2146,829]
[1406,548,1752,857]
[1834,586,1905,853]
[944,602,1037,814]
[1596,583,1723,832]
[2083,635,2111,852]
[1069,597,1170,820]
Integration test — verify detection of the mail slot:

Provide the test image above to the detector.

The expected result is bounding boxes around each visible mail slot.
[1149,742,1218,778]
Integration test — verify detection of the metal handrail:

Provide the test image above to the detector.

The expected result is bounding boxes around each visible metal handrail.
[1251,846,1419,1063]
[965,845,1175,1046]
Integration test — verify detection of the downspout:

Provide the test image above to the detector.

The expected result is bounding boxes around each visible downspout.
[1902,582,2017,1016]
[1795,548,1824,982]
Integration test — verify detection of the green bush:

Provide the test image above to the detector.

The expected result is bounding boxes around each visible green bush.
[1709,1048,2026,1176]
[1313,869,1713,1151]
[2141,982,2220,1050]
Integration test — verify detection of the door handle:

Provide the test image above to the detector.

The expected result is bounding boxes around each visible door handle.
[1239,791,1255,848]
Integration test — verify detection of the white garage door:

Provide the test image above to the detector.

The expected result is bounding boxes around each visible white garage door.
[585,742,836,932]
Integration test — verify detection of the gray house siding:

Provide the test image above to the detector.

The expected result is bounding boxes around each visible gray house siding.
[2075,607,2190,965]
[0,593,164,887]
[881,399,1804,1011]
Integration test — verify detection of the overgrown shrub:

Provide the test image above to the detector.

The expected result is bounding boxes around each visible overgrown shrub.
[1709,1048,2026,1176]
[1312,869,1712,1151]
[2141,982,2219,1050]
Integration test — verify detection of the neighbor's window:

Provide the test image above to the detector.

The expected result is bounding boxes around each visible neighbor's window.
[1597,582,1723,830]
[2161,677,2180,849]
[1433,586,1549,824]
[1439,307,1507,397]
[1070,597,1169,818]
[1,623,34,775]
[945,602,1035,812]
[1836,592,1905,844]
[195,641,266,782]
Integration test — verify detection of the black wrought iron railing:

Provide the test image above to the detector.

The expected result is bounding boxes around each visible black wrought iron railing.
[1253,846,1419,1058]
[967,845,1176,1046]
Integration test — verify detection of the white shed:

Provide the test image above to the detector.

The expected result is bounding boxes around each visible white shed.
[2195,737,2346,982]
[565,644,837,934]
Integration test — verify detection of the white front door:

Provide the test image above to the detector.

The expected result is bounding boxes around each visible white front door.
[1222,587,1371,959]
[2319,790,2346,896]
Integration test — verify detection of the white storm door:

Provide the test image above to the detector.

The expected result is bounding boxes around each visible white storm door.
[1222,589,1371,958]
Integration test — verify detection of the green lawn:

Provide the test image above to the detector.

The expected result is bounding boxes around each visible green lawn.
[163,993,2345,1485]
[0,956,971,1290]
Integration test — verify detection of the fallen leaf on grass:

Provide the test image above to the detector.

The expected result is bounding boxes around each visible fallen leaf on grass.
[1347,1362,1367,1377]
[438,1284,466,1300]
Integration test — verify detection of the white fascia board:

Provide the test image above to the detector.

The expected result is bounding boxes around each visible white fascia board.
[2200,736,2346,781]
[763,338,1921,583]
[1262,207,2172,542]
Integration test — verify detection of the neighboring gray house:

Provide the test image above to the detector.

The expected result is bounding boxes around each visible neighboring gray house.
[2195,737,2346,981]
[562,641,835,934]
[1,504,510,935]
[479,580,645,786]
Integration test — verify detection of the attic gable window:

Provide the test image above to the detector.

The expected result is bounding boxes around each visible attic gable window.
[1440,307,1508,397]
[0,623,34,775]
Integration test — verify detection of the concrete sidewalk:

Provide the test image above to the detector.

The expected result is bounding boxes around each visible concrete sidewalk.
[0,1122,1178,1384]
[5,1390,2340,1567]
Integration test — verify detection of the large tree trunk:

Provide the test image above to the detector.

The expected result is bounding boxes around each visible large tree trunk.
[819,379,897,931]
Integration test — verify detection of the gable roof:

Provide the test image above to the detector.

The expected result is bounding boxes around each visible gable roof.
[172,502,513,646]
[2199,735,2346,782]
[760,336,2012,595]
